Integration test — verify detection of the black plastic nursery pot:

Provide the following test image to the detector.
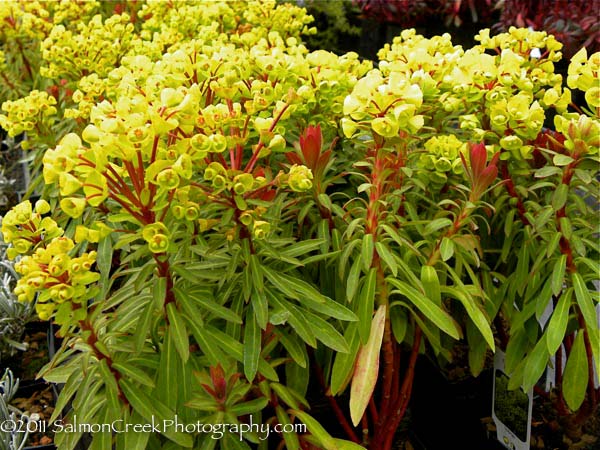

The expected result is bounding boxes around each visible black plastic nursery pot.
[2,321,55,383]
[12,380,57,449]
[409,358,505,450]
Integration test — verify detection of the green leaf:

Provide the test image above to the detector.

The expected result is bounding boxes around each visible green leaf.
[467,321,487,377]
[175,287,241,324]
[184,316,221,365]
[553,154,574,166]
[390,309,408,344]
[276,406,300,450]
[229,397,269,416]
[272,272,356,321]
[333,439,366,450]
[271,382,300,409]
[350,305,386,426]
[135,296,155,352]
[304,312,350,353]
[339,239,360,280]
[425,218,453,235]
[389,279,462,340]
[278,331,307,368]
[121,414,150,450]
[157,329,178,409]
[546,289,572,354]
[441,286,494,350]
[535,165,562,178]
[551,255,567,296]
[292,410,338,450]
[362,234,374,271]
[358,268,377,344]
[318,218,331,253]
[50,369,83,423]
[252,288,269,330]
[154,276,167,309]
[267,292,316,347]
[249,254,264,293]
[244,311,261,382]
[375,242,397,277]
[572,273,598,332]
[112,362,155,388]
[420,265,441,306]
[546,232,562,257]
[552,183,569,211]
[440,237,454,261]
[347,255,363,302]
[562,332,589,411]
[523,339,549,392]
[263,269,299,300]
[166,303,189,362]
[119,380,193,447]
[97,236,113,300]
[330,323,359,396]
[281,239,326,258]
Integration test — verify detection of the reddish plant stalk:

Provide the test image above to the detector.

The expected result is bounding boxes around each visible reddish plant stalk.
[79,318,128,404]
[376,326,422,450]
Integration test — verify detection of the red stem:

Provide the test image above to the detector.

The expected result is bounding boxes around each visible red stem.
[244,103,290,173]
[380,326,422,450]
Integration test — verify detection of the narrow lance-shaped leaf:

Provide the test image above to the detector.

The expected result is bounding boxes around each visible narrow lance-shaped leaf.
[546,289,572,355]
[551,255,567,296]
[358,268,377,344]
[572,273,598,332]
[389,279,462,340]
[562,332,589,411]
[420,265,441,306]
[347,255,362,303]
[292,410,338,450]
[166,303,189,363]
[244,311,261,382]
[350,304,386,426]
[523,339,549,392]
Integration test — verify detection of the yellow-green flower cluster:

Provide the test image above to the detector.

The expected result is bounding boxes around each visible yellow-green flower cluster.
[378,30,462,102]
[0,90,57,141]
[0,1,53,41]
[64,74,107,120]
[346,27,574,163]
[285,164,314,192]
[567,48,600,112]
[2,199,100,322]
[40,13,136,80]
[554,113,600,156]
[342,69,424,139]
[1,200,61,259]
[49,0,101,26]
[417,135,466,186]
[488,91,546,158]
[14,237,99,321]
[138,0,315,50]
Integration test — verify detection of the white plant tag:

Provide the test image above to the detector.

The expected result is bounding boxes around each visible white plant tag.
[492,350,533,450]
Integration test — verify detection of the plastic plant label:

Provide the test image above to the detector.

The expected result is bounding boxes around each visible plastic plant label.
[492,350,533,450]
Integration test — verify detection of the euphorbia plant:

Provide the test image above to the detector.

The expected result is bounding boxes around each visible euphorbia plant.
[2,2,373,447]
[308,28,598,449]
[1,1,599,449]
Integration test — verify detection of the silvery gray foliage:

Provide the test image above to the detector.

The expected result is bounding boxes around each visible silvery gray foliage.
[0,369,29,450]
[0,232,34,360]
